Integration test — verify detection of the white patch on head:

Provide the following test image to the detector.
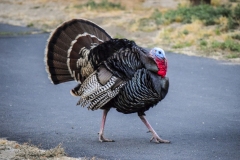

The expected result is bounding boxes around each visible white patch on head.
[150,47,166,60]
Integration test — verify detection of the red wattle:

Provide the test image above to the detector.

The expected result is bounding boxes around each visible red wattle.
[155,58,167,77]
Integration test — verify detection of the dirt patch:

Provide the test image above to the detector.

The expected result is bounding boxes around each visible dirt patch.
[0,138,101,160]
[0,138,65,159]
[0,0,181,44]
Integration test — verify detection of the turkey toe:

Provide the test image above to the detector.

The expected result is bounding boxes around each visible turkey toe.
[150,136,170,143]
[99,134,115,142]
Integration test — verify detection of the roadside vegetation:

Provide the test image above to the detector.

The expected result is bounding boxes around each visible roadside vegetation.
[74,0,124,10]
[0,138,101,160]
[0,0,239,62]
[73,0,240,60]
[134,0,240,60]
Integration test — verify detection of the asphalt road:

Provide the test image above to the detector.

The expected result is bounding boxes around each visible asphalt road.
[0,24,240,160]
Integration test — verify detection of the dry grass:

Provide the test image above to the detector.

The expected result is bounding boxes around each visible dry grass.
[148,0,240,61]
[0,138,103,160]
[0,138,66,160]
[14,143,65,159]
[0,0,239,63]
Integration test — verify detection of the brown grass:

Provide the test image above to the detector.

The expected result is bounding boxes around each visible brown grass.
[0,0,239,63]
[0,138,104,160]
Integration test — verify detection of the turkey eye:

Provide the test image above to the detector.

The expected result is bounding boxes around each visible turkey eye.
[158,51,161,54]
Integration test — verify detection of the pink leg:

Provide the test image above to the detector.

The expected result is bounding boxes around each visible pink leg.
[139,115,170,143]
[99,109,114,142]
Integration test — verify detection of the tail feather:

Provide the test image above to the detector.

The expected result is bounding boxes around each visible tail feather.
[45,19,111,84]
[48,43,68,58]
[62,26,79,40]
[50,75,74,84]
[47,60,68,69]
[73,21,110,41]
[51,29,73,45]
[48,68,70,75]
[47,51,67,63]
[67,35,99,63]
[51,38,70,51]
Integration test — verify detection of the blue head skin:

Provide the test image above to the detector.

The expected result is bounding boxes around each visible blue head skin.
[149,47,167,77]
[149,47,166,59]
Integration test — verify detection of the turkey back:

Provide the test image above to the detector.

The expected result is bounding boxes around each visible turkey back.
[45,19,112,84]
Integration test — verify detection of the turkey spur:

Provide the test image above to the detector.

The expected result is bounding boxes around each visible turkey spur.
[45,19,170,143]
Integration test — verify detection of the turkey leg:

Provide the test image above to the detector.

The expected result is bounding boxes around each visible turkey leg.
[99,109,115,142]
[139,115,170,143]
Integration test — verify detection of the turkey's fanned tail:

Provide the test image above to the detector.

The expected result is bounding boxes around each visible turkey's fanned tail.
[45,19,112,84]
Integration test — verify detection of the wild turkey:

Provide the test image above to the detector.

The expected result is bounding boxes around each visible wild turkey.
[45,19,169,143]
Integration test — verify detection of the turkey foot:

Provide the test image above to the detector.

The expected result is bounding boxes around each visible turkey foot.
[150,134,170,143]
[140,115,170,144]
[98,133,115,142]
[98,109,115,142]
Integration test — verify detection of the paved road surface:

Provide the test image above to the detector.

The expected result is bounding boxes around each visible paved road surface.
[0,24,240,160]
